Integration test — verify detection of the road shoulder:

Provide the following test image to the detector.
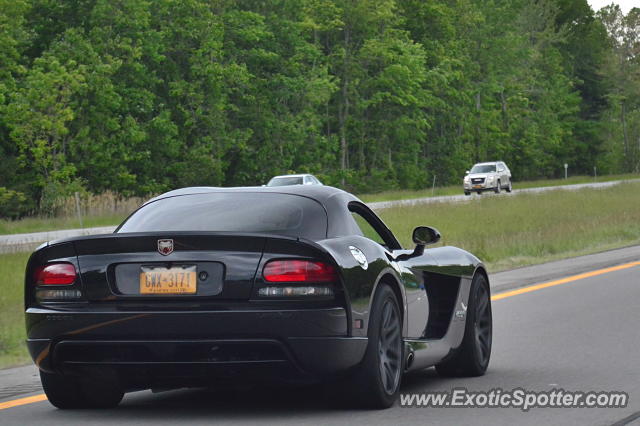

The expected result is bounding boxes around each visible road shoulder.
[489,244,640,293]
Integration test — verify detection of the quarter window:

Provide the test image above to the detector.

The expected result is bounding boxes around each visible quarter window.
[351,212,387,246]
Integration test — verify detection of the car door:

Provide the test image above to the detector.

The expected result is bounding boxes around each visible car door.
[348,203,431,339]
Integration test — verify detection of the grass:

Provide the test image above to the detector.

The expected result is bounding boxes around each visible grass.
[0,252,30,368]
[378,181,640,272]
[0,174,637,235]
[0,214,127,235]
[358,173,639,202]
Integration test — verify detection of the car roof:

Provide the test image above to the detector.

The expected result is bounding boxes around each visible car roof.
[474,161,501,165]
[270,174,314,179]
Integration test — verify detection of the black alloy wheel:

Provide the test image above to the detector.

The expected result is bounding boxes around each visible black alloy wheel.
[343,283,404,408]
[378,297,402,395]
[474,281,492,368]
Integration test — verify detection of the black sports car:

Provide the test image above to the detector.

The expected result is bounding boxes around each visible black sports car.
[25,185,492,409]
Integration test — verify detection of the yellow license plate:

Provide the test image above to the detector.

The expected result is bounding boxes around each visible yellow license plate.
[473,185,482,188]
[139,266,197,294]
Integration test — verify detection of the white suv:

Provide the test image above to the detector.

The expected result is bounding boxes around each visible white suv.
[266,174,323,187]
[463,161,512,195]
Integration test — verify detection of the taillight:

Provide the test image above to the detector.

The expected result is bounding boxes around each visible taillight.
[263,260,337,283]
[35,263,77,286]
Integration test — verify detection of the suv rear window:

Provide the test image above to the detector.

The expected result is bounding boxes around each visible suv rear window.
[117,192,327,240]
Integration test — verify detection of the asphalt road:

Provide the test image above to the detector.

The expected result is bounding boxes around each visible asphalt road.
[1,251,639,425]
[2,178,639,253]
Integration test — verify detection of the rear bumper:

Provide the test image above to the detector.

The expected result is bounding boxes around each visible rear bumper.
[26,306,367,384]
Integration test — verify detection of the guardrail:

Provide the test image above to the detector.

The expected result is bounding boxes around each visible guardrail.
[0,226,117,254]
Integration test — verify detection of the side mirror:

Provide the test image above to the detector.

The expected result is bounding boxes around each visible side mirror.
[465,170,470,175]
[413,226,441,246]
[397,226,441,261]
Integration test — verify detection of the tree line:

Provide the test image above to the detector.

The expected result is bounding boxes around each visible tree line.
[0,0,639,217]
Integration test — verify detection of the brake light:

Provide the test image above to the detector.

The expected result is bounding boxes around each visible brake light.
[263,260,337,283]
[35,263,77,286]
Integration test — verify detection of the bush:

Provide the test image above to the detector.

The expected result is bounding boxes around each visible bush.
[0,187,33,219]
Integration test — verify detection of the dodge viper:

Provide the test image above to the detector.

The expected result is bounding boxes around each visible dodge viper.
[25,185,492,409]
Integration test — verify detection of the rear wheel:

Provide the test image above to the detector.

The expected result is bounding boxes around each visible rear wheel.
[506,181,512,193]
[41,370,124,409]
[435,273,492,377]
[346,283,403,408]
[464,191,470,196]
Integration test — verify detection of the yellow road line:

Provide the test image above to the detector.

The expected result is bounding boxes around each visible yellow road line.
[491,261,640,301]
[0,394,47,410]
[1,261,638,412]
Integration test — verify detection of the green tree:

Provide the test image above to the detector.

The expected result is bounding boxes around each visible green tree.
[0,0,636,212]
[0,0,30,192]
[5,56,86,197]
[598,5,640,173]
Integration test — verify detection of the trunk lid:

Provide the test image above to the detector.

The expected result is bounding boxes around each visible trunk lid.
[73,232,266,302]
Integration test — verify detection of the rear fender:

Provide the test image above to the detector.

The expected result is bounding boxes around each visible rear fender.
[316,236,403,338]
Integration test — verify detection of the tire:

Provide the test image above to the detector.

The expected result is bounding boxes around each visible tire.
[506,181,512,193]
[347,283,403,408]
[494,181,501,194]
[41,370,124,409]
[464,191,470,196]
[435,273,492,377]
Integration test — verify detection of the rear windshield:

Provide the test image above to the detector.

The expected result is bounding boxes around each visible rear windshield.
[117,192,327,240]
[267,177,303,186]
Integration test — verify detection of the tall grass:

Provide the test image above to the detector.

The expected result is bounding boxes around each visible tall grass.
[0,191,147,235]
[1,175,638,235]
[52,191,147,218]
[378,181,640,271]
[0,252,30,368]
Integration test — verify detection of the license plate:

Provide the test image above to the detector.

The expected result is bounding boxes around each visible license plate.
[473,185,482,188]
[139,266,197,295]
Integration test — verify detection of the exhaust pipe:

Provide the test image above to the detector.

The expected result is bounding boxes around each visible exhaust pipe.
[405,351,415,370]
